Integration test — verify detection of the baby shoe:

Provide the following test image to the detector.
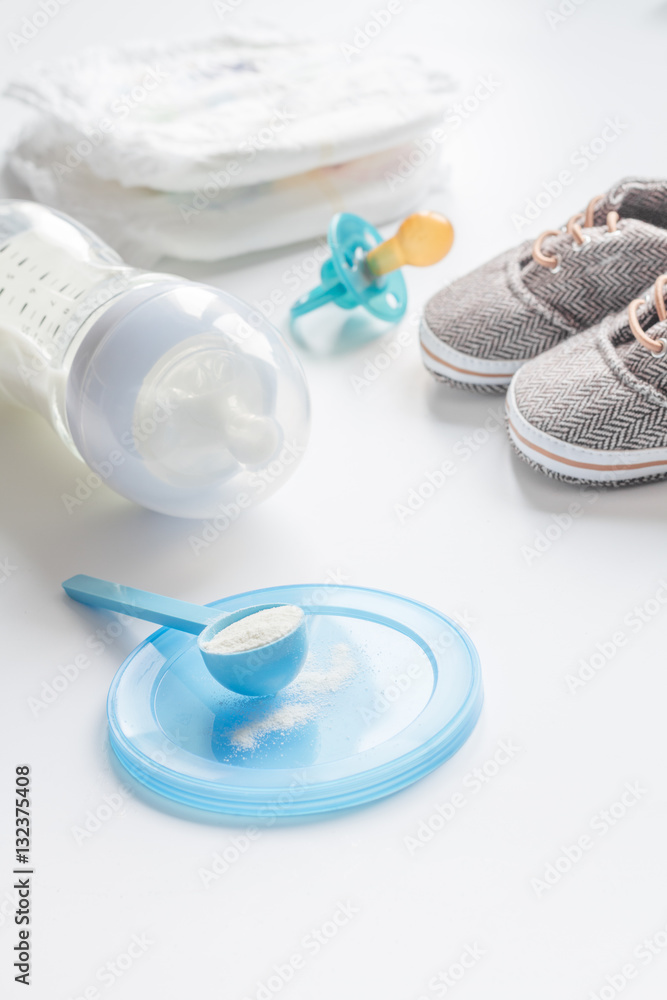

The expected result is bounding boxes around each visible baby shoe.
[421,178,667,391]
[507,273,667,485]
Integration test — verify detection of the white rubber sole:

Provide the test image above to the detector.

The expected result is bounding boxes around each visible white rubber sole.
[507,379,667,483]
[419,316,523,388]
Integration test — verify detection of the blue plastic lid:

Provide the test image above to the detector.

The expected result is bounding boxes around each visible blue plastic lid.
[107,585,483,817]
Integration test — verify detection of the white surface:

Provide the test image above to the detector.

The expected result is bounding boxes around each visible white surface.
[2,1,667,998]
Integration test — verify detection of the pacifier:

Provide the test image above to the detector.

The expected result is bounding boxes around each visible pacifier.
[290,210,454,337]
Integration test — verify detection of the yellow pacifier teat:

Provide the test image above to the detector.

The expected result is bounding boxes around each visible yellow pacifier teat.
[365,211,455,277]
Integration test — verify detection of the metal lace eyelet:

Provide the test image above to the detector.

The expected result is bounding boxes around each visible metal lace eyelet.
[572,234,591,252]
[547,255,562,274]
[653,338,667,358]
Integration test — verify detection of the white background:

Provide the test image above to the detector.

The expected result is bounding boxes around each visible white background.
[2,1,667,998]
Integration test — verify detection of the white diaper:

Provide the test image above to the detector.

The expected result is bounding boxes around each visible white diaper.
[4,27,453,264]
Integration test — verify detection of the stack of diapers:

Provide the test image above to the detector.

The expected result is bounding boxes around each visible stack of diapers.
[4,27,454,265]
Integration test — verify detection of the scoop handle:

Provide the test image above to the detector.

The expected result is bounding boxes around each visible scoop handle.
[62,574,216,634]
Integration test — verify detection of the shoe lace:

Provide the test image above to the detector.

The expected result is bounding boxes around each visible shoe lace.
[531,194,620,270]
[628,275,667,357]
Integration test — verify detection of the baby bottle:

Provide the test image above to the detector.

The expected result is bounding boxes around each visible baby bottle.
[0,200,310,517]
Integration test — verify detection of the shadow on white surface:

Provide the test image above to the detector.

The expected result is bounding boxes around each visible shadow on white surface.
[507,442,667,519]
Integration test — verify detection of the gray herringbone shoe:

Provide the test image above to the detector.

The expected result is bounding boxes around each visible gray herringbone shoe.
[421,178,667,391]
[507,273,667,485]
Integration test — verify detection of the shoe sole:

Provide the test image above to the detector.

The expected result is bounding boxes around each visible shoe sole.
[506,379,667,485]
[420,316,523,390]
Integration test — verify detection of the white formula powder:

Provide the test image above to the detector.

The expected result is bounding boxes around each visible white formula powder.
[203,605,304,653]
[228,642,356,750]
[230,703,317,750]
[292,642,356,695]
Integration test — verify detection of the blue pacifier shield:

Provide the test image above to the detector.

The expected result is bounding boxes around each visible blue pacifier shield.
[107,584,482,817]
[290,214,408,323]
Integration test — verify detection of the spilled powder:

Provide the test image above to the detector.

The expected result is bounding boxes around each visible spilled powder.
[230,703,317,750]
[292,642,356,695]
[203,605,304,653]
[228,642,356,750]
